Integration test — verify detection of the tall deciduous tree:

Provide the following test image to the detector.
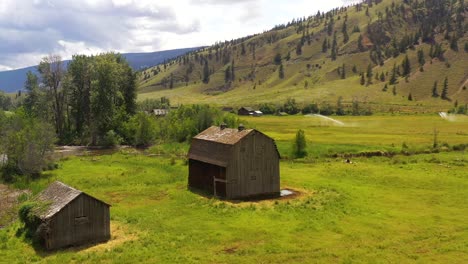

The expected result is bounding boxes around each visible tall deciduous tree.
[38,55,66,141]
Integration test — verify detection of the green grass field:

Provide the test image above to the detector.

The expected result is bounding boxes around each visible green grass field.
[1,115,467,263]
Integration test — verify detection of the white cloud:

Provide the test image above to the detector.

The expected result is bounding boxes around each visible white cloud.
[0,0,360,70]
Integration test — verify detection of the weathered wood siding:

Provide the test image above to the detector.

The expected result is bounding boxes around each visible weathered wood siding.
[45,194,110,250]
[227,131,280,199]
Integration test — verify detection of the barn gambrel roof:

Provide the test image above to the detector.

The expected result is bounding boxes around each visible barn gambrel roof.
[188,126,280,167]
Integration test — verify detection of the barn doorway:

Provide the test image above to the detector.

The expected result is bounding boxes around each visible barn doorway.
[188,159,227,197]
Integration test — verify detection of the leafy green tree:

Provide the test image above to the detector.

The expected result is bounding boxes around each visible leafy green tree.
[38,55,66,140]
[282,98,299,115]
[1,111,56,180]
[292,129,307,158]
[336,96,345,115]
[0,92,12,111]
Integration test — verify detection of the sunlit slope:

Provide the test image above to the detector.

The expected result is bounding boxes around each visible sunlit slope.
[137,0,468,112]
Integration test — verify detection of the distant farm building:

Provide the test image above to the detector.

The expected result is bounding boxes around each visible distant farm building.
[188,124,280,199]
[152,108,169,117]
[237,107,255,116]
[33,181,111,250]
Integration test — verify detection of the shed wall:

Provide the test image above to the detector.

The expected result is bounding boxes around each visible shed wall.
[45,194,110,250]
[227,132,280,199]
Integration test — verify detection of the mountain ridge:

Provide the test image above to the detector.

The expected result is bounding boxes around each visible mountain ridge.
[0,47,202,93]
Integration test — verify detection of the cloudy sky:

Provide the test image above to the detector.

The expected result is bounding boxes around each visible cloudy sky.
[0,0,359,71]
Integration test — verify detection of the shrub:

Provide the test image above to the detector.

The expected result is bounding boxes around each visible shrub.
[292,129,307,158]
[102,130,123,147]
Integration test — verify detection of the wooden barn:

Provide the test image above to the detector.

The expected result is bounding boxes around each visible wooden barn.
[237,107,255,116]
[33,181,111,250]
[188,124,280,199]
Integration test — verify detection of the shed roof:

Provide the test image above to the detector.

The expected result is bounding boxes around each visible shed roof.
[36,181,109,220]
[193,126,253,145]
[239,107,254,112]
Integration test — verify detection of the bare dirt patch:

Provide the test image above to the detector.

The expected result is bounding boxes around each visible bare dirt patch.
[69,221,139,253]
[0,184,31,228]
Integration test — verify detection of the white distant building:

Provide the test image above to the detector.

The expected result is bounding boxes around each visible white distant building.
[152,109,169,117]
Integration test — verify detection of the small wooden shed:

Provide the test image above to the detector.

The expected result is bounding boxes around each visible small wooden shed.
[188,125,280,199]
[34,181,111,250]
[237,107,255,116]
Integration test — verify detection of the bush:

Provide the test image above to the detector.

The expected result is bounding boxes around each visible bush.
[292,129,307,158]
[259,103,278,115]
[102,130,122,147]
[302,103,319,114]
[18,202,42,240]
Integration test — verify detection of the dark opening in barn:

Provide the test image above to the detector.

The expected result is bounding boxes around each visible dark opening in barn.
[32,181,111,250]
[188,125,280,199]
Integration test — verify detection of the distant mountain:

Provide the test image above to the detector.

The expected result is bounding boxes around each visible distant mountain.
[0,47,201,93]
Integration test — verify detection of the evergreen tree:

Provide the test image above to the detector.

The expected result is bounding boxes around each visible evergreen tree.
[322,38,328,53]
[279,64,285,79]
[450,35,458,51]
[169,73,174,89]
[389,64,397,85]
[341,64,346,79]
[417,49,425,66]
[441,77,449,100]
[366,64,373,79]
[401,54,411,76]
[392,85,397,96]
[352,65,357,73]
[360,73,365,85]
[379,72,385,82]
[202,60,210,84]
[231,60,235,81]
[274,53,282,65]
[342,20,349,43]
[358,34,365,51]
[408,93,413,101]
[296,42,302,55]
[331,33,338,60]
[224,66,231,83]
[432,81,439,97]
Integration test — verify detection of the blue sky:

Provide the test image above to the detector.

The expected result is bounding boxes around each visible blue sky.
[0,0,359,70]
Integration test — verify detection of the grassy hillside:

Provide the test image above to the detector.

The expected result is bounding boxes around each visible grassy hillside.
[1,115,467,263]
[137,0,467,113]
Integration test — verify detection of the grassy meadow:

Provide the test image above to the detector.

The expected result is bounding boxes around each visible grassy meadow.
[1,114,467,263]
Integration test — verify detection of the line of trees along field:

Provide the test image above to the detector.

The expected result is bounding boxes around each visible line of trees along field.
[1,53,242,181]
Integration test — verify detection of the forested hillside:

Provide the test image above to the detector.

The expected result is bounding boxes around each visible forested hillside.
[138,0,467,113]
